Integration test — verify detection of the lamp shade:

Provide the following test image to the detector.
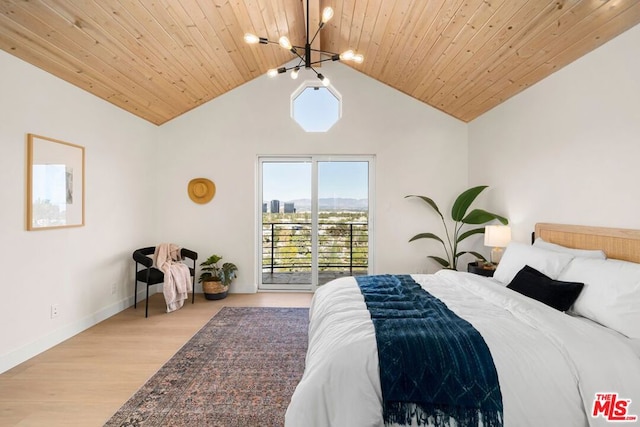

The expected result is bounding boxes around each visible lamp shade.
[484,225,511,248]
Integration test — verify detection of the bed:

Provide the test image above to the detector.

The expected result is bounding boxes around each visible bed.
[285,223,640,427]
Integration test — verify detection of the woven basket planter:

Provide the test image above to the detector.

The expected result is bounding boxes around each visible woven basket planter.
[202,280,229,300]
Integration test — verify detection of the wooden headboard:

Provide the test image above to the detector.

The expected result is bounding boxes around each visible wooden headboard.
[535,223,640,264]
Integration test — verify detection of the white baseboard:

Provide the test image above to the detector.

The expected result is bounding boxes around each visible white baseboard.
[0,287,208,374]
[0,295,138,374]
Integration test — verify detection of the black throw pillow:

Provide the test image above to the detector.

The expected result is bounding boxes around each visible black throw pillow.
[507,265,584,311]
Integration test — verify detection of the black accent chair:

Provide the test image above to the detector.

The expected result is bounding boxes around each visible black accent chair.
[132,246,198,317]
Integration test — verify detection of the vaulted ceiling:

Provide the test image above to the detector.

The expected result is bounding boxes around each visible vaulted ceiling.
[1,1,638,125]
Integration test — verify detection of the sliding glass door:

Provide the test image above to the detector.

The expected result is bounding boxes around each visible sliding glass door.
[258,156,374,291]
[261,160,313,288]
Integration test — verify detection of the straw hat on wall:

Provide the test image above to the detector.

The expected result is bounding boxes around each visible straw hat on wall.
[188,178,215,204]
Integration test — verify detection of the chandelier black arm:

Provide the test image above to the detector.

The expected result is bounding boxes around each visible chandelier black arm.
[279,58,307,73]
[258,41,339,59]
[308,47,340,55]
[307,56,341,67]
[290,47,306,62]
[255,38,298,52]
[308,65,321,77]
[308,24,323,47]
[288,58,305,71]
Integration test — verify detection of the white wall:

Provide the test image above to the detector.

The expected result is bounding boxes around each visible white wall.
[157,62,469,293]
[11,19,635,372]
[0,55,467,372]
[0,50,157,373]
[468,24,640,243]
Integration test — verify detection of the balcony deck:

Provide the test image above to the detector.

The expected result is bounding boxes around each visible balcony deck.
[262,220,368,287]
[262,270,368,286]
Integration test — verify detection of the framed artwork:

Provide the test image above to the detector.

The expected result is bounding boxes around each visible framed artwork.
[26,134,85,230]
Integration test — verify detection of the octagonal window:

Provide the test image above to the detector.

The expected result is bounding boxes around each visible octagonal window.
[291,83,341,132]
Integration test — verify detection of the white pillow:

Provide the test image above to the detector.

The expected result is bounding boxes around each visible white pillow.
[493,242,574,284]
[533,238,606,259]
[558,257,640,339]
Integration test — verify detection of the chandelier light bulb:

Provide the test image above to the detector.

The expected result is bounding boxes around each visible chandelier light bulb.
[279,36,292,50]
[321,7,334,24]
[244,33,259,44]
[340,50,354,61]
[353,54,364,64]
[267,68,278,78]
[320,75,330,86]
[291,67,300,79]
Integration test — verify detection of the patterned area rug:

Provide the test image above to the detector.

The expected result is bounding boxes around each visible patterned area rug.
[104,307,309,427]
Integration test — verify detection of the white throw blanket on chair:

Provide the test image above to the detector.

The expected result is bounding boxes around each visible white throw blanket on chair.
[153,243,191,313]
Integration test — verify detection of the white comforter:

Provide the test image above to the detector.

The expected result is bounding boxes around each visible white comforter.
[285,270,640,427]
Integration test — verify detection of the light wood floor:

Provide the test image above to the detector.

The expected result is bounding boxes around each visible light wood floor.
[0,292,313,427]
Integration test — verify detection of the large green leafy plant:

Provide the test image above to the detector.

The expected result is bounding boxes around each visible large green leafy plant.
[405,186,508,270]
[198,254,238,287]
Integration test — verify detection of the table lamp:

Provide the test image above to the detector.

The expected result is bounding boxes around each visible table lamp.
[484,225,511,264]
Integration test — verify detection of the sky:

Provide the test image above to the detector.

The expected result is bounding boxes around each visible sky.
[292,86,340,132]
[262,161,368,202]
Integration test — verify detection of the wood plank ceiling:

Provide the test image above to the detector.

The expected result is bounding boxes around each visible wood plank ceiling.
[0,1,638,125]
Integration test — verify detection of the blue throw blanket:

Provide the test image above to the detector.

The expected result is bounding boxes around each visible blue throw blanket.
[356,274,503,427]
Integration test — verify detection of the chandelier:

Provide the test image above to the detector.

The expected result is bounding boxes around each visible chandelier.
[243,0,363,87]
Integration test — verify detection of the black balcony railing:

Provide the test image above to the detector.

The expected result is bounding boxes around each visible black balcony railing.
[262,222,368,274]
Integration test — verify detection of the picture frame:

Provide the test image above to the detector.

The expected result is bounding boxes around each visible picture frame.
[26,134,85,230]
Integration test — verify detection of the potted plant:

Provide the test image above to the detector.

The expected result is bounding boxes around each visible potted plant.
[198,254,238,300]
[405,186,508,270]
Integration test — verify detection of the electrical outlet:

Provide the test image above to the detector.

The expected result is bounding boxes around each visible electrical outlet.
[51,304,59,319]
[111,283,117,295]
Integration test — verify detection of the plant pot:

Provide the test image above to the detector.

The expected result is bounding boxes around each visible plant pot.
[202,280,229,300]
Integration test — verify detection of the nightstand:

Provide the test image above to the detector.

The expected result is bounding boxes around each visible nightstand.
[467,261,496,277]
